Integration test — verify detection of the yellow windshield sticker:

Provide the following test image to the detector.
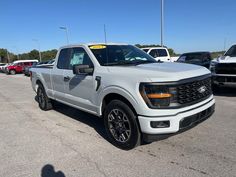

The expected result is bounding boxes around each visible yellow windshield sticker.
[89,45,106,49]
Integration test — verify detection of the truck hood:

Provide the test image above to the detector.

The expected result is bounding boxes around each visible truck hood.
[215,56,236,63]
[107,62,210,82]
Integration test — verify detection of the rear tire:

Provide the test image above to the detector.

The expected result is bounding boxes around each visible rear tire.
[37,84,53,111]
[104,100,141,150]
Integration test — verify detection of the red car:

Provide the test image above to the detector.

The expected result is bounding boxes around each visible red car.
[7,60,38,75]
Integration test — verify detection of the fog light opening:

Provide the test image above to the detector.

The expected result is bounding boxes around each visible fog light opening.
[150,121,170,128]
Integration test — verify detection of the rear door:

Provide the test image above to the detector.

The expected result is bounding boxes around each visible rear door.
[63,47,97,113]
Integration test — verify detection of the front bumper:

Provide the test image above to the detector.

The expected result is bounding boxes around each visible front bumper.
[212,74,236,87]
[138,97,215,136]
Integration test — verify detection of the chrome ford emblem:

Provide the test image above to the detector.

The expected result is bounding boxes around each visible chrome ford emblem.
[198,86,207,93]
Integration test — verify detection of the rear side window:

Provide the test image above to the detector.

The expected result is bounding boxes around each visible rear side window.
[157,49,168,57]
[149,49,168,58]
[57,48,71,69]
[149,49,158,57]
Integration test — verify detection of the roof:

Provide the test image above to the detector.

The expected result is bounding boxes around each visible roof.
[141,47,167,50]
[13,59,39,64]
[181,51,210,55]
[60,43,129,48]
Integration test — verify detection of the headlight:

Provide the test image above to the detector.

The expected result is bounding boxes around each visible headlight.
[139,83,178,109]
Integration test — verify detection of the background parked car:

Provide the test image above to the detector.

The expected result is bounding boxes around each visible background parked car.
[0,63,6,72]
[24,59,55,76]
[177,52,212,68]
[1,63,11,73]
[6,60,38,75]
[24,62,38,76]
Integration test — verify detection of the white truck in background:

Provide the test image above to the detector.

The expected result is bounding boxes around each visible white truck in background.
[142,47,179,62]
[30,43,215,150]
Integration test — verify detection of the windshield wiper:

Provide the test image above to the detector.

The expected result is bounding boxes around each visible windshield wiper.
[103,60,159,66]
[104,60,139,66]
[134,60,159,65]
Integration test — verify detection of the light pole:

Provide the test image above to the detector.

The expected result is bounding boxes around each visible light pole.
[224,38,227,51]
[32,39,42,62]
[161,0,164,47]
[59,26,69,44]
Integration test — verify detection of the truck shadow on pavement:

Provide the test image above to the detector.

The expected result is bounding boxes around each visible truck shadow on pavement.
[51,101,108,141]
[41,164,65,177]
[213,87,236,97]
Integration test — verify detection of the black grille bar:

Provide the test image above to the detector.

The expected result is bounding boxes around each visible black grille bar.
[177,77,212,106]
[216,63,236,74]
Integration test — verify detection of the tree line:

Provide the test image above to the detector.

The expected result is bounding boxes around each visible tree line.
[0,48,57,63]
[0,45,226,63]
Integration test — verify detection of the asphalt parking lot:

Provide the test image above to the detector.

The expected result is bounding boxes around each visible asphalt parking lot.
[0,73,235,177]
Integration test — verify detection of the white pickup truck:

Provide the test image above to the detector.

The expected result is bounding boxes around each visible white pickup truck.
[30,43,215,150]
[142,47,179,62]
[210,44,236,88]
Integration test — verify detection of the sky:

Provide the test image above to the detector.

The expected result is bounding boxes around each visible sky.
[0,0,235,54]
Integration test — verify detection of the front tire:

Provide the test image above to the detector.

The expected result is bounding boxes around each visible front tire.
[10,70,16,75]
[104,100,141,150]
[37,84,53,111]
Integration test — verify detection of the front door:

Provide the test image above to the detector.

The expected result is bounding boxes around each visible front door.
[63,47,97,113]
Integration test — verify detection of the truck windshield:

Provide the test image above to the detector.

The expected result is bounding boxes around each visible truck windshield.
[142,49,149,53]
[89,45,157,66]
[225,45,236,57]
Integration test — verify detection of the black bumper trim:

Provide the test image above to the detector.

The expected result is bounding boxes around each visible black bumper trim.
[142,104,215,143]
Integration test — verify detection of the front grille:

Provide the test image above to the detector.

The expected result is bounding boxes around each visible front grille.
[214,76,236,83]
[179,104,215,129]
[177,77,212,105]
[216,63,236,74]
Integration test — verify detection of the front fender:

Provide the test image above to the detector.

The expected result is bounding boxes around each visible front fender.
[97,85,139,116]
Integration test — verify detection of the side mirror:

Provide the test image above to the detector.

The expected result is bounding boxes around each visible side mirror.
[73,64,94,75]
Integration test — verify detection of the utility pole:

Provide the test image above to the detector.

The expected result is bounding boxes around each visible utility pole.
[161,0,164,47]
[59,26,69,44]
[32,39,42,62]
[6,50,10,63]
[104,24,107,44]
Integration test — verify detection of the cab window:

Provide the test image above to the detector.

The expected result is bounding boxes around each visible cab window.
[57,48,71,69]
[69,47,93,70]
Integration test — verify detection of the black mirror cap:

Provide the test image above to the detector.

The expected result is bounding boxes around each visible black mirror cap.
[73,64,94,75]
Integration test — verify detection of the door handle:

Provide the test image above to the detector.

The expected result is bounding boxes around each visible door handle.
[64,76,70,82]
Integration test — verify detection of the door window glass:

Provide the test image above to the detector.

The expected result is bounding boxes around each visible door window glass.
[69,48,93,69]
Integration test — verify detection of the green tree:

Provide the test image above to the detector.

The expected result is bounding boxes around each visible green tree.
[41,49,57,61]
[28,49,40,60]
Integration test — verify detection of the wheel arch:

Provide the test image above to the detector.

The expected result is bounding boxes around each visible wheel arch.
[35,78,45,92]
[101,93,138,116]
